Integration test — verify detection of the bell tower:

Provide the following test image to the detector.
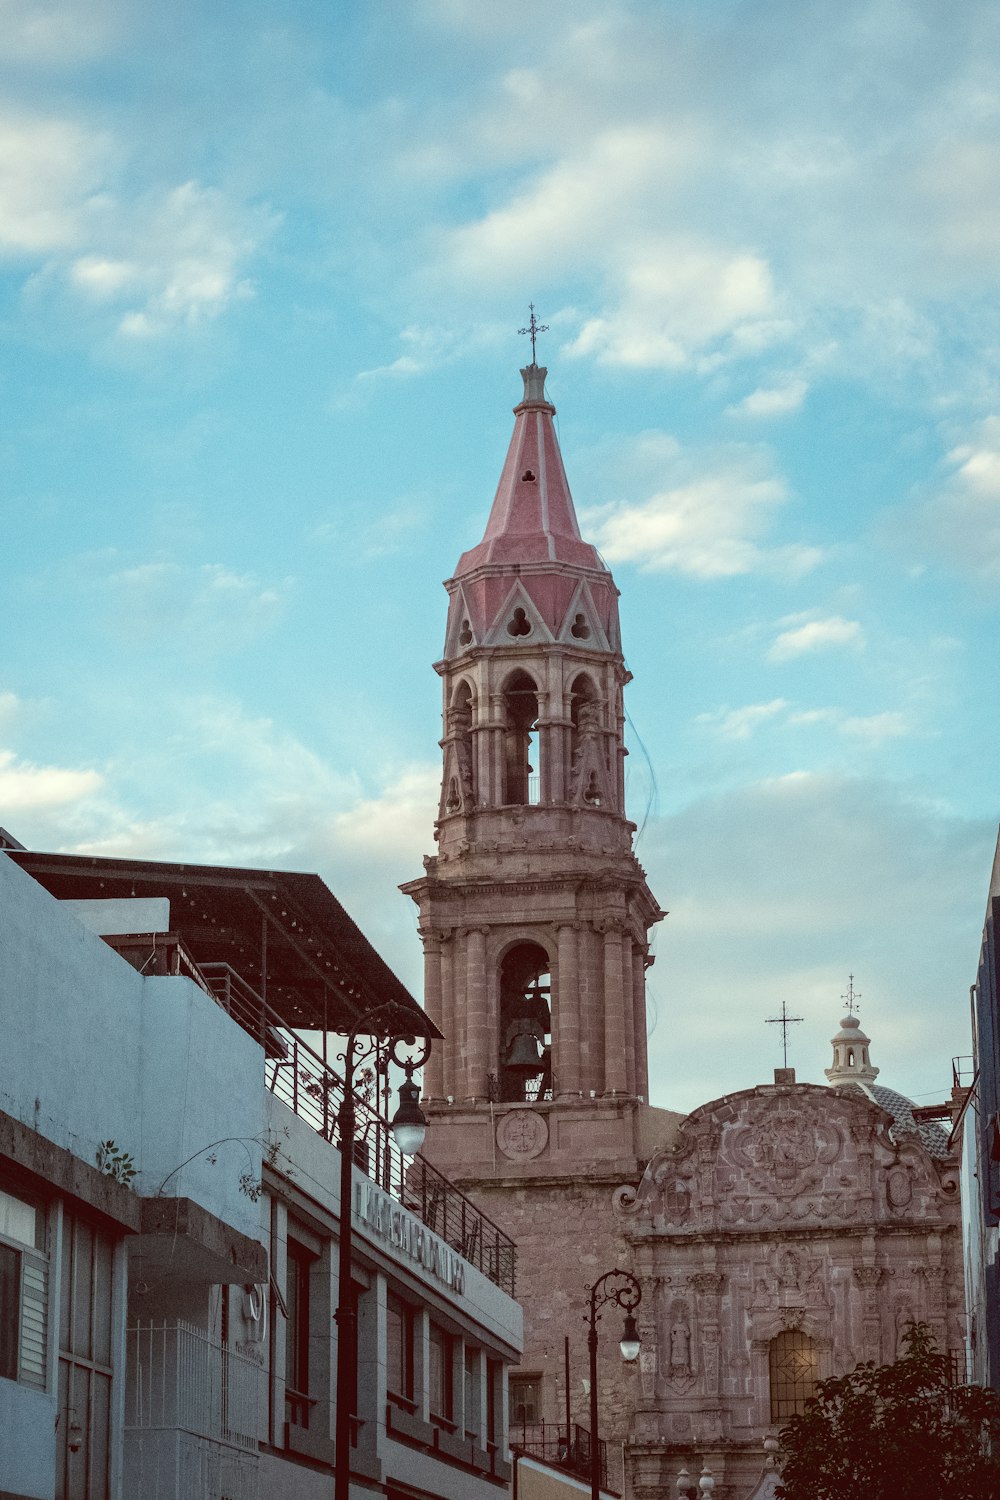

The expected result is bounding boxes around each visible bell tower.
[402,359,668,1176]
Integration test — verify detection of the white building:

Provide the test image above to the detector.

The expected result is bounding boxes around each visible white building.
[0,844,522,1500]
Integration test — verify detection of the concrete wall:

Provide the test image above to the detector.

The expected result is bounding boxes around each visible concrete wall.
[0,854,263,1237]
[0,1380,55,1499]
[136,975,262,1239]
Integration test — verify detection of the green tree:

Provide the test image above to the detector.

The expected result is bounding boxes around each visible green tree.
[776,1324,1000,1500]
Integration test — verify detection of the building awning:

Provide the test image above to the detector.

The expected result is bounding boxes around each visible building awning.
[7,850,437,1039]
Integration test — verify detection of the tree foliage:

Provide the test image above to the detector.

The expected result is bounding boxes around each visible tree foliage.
[776,1324,1000,1500]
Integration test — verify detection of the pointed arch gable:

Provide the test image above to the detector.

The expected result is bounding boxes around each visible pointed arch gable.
[443,585,480,657]
[481,581,554,648]
[556,579,611,651]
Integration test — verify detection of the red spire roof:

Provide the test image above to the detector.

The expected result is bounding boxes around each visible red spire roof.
[444,365,621,650]
[453,366,607,576]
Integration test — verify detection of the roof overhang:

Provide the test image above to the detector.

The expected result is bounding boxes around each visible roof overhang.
[7,849,438,1040]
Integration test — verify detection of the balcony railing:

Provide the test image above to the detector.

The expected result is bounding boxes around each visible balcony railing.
[201,963,516,1296]
[125,1320,260,1452]
[509,1421,608,1490]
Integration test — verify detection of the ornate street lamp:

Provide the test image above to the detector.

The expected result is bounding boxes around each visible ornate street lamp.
[334,1006,431,1500]
[586,1268,642,1500]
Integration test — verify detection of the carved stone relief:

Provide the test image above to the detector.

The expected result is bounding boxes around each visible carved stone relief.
[495,1109,549,1161]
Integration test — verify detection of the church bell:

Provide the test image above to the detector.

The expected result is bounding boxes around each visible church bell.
[503,1030,544,1076]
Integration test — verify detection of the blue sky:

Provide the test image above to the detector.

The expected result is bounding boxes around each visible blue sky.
[3,0,998,1113]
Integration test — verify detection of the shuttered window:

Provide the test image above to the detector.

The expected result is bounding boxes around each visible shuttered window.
[0,1183,47,1391]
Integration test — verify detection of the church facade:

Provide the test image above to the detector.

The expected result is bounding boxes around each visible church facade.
[621,1029,964,1498]
[405,361,965,1499]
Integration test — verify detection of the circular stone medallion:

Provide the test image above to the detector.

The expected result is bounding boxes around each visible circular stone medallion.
[496,1109,549,1161]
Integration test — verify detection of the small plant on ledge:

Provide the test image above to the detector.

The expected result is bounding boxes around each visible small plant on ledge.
[96,1140,136,1186]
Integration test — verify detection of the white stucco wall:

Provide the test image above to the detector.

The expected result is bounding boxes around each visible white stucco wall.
[135,975,263,1239]
[0,1381,56,1499]
[0,854,263,1235]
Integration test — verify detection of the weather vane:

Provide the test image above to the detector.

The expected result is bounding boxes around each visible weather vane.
[766,1000,803,1069]
[842,973,861,1016]
[519,303,548,364]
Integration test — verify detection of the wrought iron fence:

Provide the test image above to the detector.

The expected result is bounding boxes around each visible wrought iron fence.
[201,963,516,1296]
[509,1420,607,1489]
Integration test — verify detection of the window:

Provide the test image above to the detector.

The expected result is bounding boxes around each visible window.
[485,1359,502,1450]
[510,1374,541,1427]
[428,1322,454,1426]
[501,670,539,806]
[464,1346,479,1439]
[0,1183,46,1391]
[386,1293,414,1408]
[285,1239,312,1427]
[769,1330,818,1420]
[0,1243,18,1380]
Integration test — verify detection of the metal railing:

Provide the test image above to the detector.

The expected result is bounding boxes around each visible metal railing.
[509,1420,608,1489]
[201,963,516,1296]
[953,1054,975,1089]
[125,1320,260,1452]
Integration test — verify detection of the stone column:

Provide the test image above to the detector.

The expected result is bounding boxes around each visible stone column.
[579,924,603,1095]
[439,931,456,1100]
[853,1264,883,1364]
[621,932,636,1094]
[632,947,649,1101]
[546,715,573,803]
[603,923,627,1094]
[689,1271,725,1418]
[420,930,445,1100]
[555,923,581,1097]
[488,693,506,805]
[464,928,489,1101]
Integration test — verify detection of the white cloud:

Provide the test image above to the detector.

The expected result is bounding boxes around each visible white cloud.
[0,749,101,809]
[786,708,910,745]
[768,616,863,662]
[80,181,272,336]
[896,416,1000,583]
[581,436,821,579]
[2,697,435,993]
[565,243,776,370]
[0,0,124,63]
[83,559,291,651]
[699,700,910,748]
[0,111,111,255]
[696,700,789,741]
[0,104,274,335]
[727,378,809,418]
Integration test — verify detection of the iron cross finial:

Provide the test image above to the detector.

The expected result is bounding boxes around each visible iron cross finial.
[518,303,549,364]
[842,974,861,1016]
[765,1000,804,1069]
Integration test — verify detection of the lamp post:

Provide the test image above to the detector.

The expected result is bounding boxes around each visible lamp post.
[334,1007,430,1500]
[586,1268,641,1500]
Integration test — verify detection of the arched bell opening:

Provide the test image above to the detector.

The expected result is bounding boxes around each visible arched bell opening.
[497,941,551,1103]
[501,670,540,806]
